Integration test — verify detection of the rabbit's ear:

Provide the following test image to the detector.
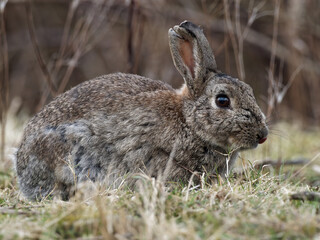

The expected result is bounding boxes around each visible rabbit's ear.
[168,21,217,98]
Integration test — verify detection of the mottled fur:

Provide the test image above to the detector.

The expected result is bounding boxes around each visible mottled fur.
[16,21,268,201]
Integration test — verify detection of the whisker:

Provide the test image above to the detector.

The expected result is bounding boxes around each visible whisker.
[268,132,289,140]
[266,119,277,126]
[268,128,285,134]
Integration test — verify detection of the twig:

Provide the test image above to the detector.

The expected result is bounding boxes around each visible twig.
[267,0,280,117]
[174,160,202,183]
[127,0,135,73]
[4,205,44,209]
[53,0,79,77]
[234,158,311,175]
[0,0,9,163]
[0,207,38,216]
[133,8,145,74]
[25,0,57,96]
[57,0,114,94]
[254,158,310,169]
[235,0,245,81]
[57,50,81,94]
[36,0,79,109]
[223,0,267,82]
[223,0,241,80]
[37,0,114,108]
[288,152,320,180]
[290,192,320,202]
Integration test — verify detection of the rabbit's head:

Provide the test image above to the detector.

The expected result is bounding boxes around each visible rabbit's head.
[169,21,268,152]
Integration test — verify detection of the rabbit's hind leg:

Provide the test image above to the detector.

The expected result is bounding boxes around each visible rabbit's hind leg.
[17,154,57,201]
[16,126,74,201]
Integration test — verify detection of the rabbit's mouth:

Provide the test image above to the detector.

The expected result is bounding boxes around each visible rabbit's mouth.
[227,136,266,151]
[227,125,268,150]
[236,142,259,151]
[239,139,267,151]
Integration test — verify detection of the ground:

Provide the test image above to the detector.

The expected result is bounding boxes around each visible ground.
[0,117,320,240]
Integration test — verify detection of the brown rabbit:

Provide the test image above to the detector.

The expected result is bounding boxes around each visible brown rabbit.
[15,21,268,201]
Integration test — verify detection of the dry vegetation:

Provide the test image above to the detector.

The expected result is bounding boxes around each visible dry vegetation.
[1,0,320,239]
[0,121,320,239]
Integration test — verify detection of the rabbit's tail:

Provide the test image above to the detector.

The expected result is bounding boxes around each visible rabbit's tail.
[9,148,18,171]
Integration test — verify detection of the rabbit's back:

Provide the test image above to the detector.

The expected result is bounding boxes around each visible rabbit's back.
[24,73,174,134]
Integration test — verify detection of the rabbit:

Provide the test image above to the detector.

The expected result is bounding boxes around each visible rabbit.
[15,21,268,201]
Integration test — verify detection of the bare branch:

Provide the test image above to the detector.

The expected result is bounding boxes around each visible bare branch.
[267,0,280,117]
[291,192,320,202]
[223,0,241,80]
[0,207,38,216]
[254,158,310,169]
[53,0,79,77]
[0,0,9,163]
[127,0,135,73]
[25,1,57,96]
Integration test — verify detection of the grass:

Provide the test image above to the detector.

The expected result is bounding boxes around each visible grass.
[0,120,320,239]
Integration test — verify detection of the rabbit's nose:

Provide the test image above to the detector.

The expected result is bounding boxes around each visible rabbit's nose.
[257,127,268,144]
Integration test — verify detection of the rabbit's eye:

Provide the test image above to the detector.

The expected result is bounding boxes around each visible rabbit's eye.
[215,95,230,108]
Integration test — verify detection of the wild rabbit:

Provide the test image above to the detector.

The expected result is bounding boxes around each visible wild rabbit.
[15,21,268,201]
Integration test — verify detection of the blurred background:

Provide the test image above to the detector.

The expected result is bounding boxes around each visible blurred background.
[0,0,320,162]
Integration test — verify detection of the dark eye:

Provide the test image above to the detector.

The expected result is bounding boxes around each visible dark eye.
[215,95,230,108]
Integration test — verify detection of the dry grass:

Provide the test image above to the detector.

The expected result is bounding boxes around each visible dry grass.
[1,0,320,123]
[0,118,320,240]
